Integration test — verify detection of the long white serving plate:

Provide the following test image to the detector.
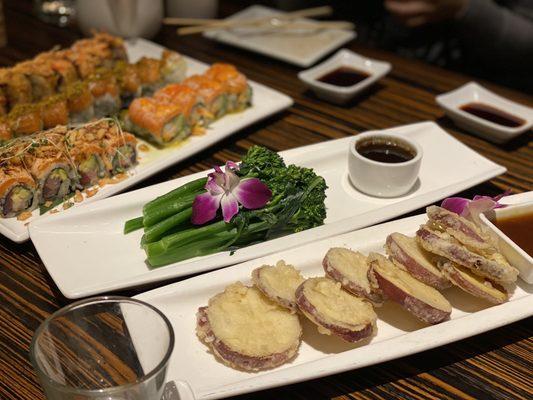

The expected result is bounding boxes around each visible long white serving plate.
[29,122,506,298]
[133,197,533,400]
[0,38,293,243]
[204,5,356,67]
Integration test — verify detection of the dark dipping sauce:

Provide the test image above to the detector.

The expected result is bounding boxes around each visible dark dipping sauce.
[494,211,533,257]
[356,138,415,164]
[318,66,370,87]
[460,102,525,128]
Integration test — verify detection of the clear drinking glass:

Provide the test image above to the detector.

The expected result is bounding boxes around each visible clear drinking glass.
[30,296,175,400]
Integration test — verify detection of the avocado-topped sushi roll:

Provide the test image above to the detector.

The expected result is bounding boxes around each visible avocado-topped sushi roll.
[125,97,190,146]
[88,69,121,118]
[65,81,95,123]
[153,84,203,126]
[182,75,227,123]
[0,165,37,217]
[204,63,252,112]
[8,104,43,137]
[41,95,69,129]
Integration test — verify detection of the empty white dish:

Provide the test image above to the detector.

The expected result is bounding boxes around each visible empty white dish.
[436,82,533,144]
[298,49,391,104]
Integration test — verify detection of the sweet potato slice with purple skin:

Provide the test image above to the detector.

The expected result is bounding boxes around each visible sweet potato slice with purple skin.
[323,248,384,305]
[196,283,302,371]
[426,206,494,254]
[251,260,304,312]
[295,277,376,343]
[368,253,452,324]
[416,226,518,284]
[438,260,508,304]
[385,233,450,290]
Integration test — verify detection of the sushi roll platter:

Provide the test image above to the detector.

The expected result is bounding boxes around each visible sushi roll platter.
[0,37,293,242]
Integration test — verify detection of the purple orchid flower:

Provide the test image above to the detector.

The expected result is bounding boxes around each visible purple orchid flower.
[191,161,272,225]
[441,191,510,225]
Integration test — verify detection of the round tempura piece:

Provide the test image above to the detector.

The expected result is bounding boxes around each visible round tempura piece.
[252,260,305,312]
[295,277,377,343]
[323,248,383,305]
[196,282,302,371]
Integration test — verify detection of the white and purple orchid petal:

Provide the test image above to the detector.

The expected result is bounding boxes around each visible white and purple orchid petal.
[214,165,223,174]
[441,197,470,215]
[226,161,240,171]
[191,192,222,225]
[205,175,225,195]
[465,197,502,225]
[233,178,272,209]
[220,193,239,223]
[224,167,241,191]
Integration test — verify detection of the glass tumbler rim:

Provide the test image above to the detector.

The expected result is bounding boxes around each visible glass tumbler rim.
[29,295,175,396]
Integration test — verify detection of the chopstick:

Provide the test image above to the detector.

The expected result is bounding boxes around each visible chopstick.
[167,5,335,35]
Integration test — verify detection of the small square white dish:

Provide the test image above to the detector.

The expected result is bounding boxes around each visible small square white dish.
[204,5,356,67]
[479,193,533,284]
[436,82,533,144]
[298,49,391,104]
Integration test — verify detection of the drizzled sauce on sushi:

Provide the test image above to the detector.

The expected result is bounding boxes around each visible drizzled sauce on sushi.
[318,67,370,87]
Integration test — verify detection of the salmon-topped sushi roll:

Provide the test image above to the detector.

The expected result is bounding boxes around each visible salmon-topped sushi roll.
[8,104,43,137]
[0,86,8,116]
[125,97,190,146]
[182,75,227,122]
[88,69,121,118]
[23,128,77,204]
[153,84,203,126]
[204,63,252,112]
[41,95,69,129]
[0,165,37,218]
[65,81,95,123]
[98,120,138,174]
[91,32,127,62]
[48,56,79,92]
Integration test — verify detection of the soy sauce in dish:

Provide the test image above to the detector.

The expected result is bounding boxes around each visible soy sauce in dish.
[318,67,370,87]
[494,211,533,256]
[356,138,415,164]
[460,102,525,128]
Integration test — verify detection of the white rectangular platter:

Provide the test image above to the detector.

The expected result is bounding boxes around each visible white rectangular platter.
[204,5,356,67]
[0,38,293,243]
[134,199,533,400]
[29,121,506,298]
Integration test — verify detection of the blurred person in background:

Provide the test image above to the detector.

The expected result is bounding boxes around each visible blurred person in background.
[277,0,533,92]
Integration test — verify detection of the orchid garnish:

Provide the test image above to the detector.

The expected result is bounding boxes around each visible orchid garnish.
[441,191,509,225]
[191,161,272,225]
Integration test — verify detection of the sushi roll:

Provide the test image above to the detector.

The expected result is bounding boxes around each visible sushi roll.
[125,97,190,146]
[41,95,69,129]
[14,60,58,102]
[98,120,138,174]
[0,118,11,142]
[88,69,121,118]
[2,70,33,109]
[65,81,95,123]
[0,165,37,218]
[23,130,77,204]
[160,50,187,84]
[0,86,8,116]
[45,55,79,92]
[8,104,43,137]
[204,63,252,112]
[182,75,227,123]
[153,84,204,126]
[136,57,162,96]
[113,61,142,107]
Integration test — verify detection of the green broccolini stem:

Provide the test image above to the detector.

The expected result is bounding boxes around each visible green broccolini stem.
[143,177,207,215]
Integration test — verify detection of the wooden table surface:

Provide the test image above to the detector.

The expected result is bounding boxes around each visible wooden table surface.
[1,1,532,399]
